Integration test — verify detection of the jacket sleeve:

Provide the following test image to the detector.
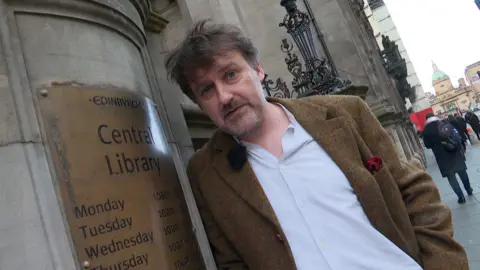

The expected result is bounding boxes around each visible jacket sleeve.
[187,163,248,270]
[465,114,472,124]
[353,97,468,269]
[422,132,432,149]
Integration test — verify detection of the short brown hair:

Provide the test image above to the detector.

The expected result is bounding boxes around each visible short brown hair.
[165,19,259,101]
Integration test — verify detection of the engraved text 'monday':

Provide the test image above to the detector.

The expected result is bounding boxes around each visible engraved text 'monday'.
[74,198,125,219]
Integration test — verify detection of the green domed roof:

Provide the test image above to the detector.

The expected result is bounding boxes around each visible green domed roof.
[432,62,449,84]
[432,71,449,81]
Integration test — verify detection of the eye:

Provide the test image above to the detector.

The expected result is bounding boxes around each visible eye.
[225,71,236,80]
[200,84,214,96]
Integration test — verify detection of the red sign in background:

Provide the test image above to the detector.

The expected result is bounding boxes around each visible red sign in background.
[410,107,434,132]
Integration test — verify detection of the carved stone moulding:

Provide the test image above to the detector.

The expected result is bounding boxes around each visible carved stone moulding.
[332,85,369,100]
[9,0,170,42]
[377,111,406,126]
[129,0,169,33]
[368,99,407,125]
[9,0,146,47]
[145,9,169,32]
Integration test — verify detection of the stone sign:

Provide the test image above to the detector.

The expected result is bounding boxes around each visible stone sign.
[38,87,204,270]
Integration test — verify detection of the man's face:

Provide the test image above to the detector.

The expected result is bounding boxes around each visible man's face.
[188,50,266,137]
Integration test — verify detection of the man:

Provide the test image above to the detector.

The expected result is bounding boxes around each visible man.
[448,114,467,151]
[465,110,480,140]
[165,20,468,269]
[454,113,470,145]
[423,113,472,204]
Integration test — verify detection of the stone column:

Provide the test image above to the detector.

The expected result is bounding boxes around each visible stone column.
[0,0,212,268]
[405,126,426,168]
[405,126,419,164]
[384,125,407,160]
[397,125,415,161]
[144,2,218,267]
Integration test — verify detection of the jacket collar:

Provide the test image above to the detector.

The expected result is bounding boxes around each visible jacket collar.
[425,116,440,126]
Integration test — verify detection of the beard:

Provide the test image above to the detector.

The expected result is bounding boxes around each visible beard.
[219,99,264,138]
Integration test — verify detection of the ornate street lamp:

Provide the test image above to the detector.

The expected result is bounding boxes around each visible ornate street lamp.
[262,0,369,99]
[280,0,351,97]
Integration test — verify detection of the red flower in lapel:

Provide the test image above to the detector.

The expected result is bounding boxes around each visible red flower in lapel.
[364,156,383,173]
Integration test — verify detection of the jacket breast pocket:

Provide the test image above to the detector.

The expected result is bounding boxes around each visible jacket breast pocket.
[372,164,408,214]
[372,165,390,179]
[372,165,397,189]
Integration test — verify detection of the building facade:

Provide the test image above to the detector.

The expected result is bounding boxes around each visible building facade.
[427,62,478,115]
[364,0,430,112]
[0,0,425,269]
[465,60,480,96]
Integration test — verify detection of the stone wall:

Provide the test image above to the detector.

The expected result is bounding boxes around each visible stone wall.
[0,0,214,268]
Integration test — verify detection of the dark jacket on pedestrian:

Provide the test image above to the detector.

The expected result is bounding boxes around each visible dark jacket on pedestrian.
[455,116,467,134]
[423,116,467,177]
[448,115,466,142]
[465,111,480,131]
[448,116,462,135]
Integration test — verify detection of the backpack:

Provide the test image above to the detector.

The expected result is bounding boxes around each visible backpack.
[437,120,462,152]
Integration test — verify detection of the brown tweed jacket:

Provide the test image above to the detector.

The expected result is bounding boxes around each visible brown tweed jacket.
[187,95,468,270]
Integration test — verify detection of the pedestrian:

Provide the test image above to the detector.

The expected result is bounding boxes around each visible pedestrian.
[165,19,468,269]
[448,114,466,151]
[465,110,480,140]
[455,112,471,144]
[423,112,473,204]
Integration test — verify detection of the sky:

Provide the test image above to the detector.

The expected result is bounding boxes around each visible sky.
[383,0,480,94]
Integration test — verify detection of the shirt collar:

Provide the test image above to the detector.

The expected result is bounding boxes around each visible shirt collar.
[277,103,297,127]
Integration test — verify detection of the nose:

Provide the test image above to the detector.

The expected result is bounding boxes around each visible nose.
[216,83,233,105]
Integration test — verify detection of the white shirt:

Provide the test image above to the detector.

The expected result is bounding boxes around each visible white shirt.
[241,105,422,270]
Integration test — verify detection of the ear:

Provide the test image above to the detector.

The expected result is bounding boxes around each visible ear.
[253,60,265,81]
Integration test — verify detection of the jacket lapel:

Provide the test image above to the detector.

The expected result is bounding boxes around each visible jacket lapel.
[212,133,281,228]
[274,97,364,165]
[276,98,388,232]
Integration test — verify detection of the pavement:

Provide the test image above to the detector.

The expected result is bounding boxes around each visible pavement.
[425,140,480,269]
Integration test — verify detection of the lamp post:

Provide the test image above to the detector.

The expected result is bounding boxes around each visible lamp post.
[279,0,351,97]
[263,0,368,99]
